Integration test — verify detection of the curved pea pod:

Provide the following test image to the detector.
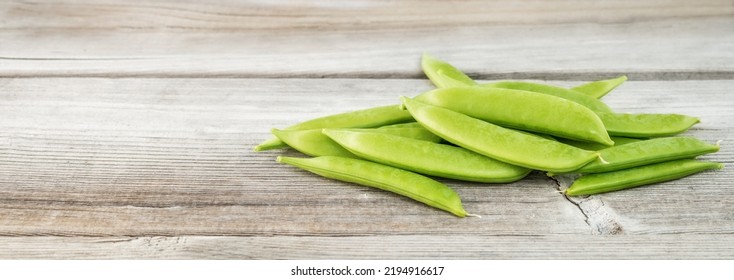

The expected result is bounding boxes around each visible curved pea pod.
[480,81,613,113]
[401,97,601,173]
[598,112,700,138]
[565,159,724,196]
[255,104,414,151]
[577,137,720,173]
[272,125,442,158]
[416,87,614,146]
[271,128,357,158]
[276,156,474,217]
[421,53,477,88]
[559,136,641,151]
[571,75,628,99]
[371,123,443,143]
[376,122,425,129]
[323,129,531,183]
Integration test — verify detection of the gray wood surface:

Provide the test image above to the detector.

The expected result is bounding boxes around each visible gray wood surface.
[1,0,733,79]
[1,0,733,259]
[3,235,734,259]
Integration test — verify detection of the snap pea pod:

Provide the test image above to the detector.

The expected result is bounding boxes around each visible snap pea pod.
[370,123,443,143]
[323,129,531,183]
[558,136,641,151]
[598,112,700,138]
[376,122,425,129]
[421,53,477,88]
[575,137,720,173]
[565,159,724,196]
[254,104,413,151]
[421,54,625,98]
[272,125,442,158]
[272,128,357,158]
[401,97,601,173]
[416,87,614,146]
[571,75,628,99]
[481,81,613,113]
[276,156,474,217]
[471,82,699,138]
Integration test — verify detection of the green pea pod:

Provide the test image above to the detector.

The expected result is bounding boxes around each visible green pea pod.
[571,75,628,99]
[421,53,477,88]
[401,97,601,173]
[481,81,613,113]
[376,122,425,129]
[255,104,414,151]
[323,129,531,183]
[421,54,627,100]
[371,123,443,143]
[416,87,614,146]
[558,136,641,151]
[272,128,357,158]
[598,112,701,138]
[576,137,720,173]
[566,159,724,196]
[272,125,442,158]
[277,156,475,217]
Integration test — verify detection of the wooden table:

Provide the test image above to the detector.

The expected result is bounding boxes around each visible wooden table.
[1,0,733,259]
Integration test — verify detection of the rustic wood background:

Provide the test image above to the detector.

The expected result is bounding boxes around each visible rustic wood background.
[1,0,732,259]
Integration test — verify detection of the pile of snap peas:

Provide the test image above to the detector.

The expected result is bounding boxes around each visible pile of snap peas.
[255,54,723,217]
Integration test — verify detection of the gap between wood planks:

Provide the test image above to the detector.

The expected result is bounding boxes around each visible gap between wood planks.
[0,64,733,81]
[1,71,734,81]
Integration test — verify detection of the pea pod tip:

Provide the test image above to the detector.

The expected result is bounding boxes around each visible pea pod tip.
[564,189,586,197]
[398,96,411,110]
[253,144,267,152]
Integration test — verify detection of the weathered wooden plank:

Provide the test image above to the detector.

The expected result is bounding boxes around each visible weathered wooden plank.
[525,80,734,235]
[0,78,732,239]
[0,78,589,237]
[1,1,733,78]
[1,235,733,259]
[5,0,733,30]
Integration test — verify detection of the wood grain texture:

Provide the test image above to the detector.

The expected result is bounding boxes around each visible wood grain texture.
[1,79,732,256]
[2,0,733,259]
[2,235,734,259]
[1,0,733,78]
[0,78,591,238]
